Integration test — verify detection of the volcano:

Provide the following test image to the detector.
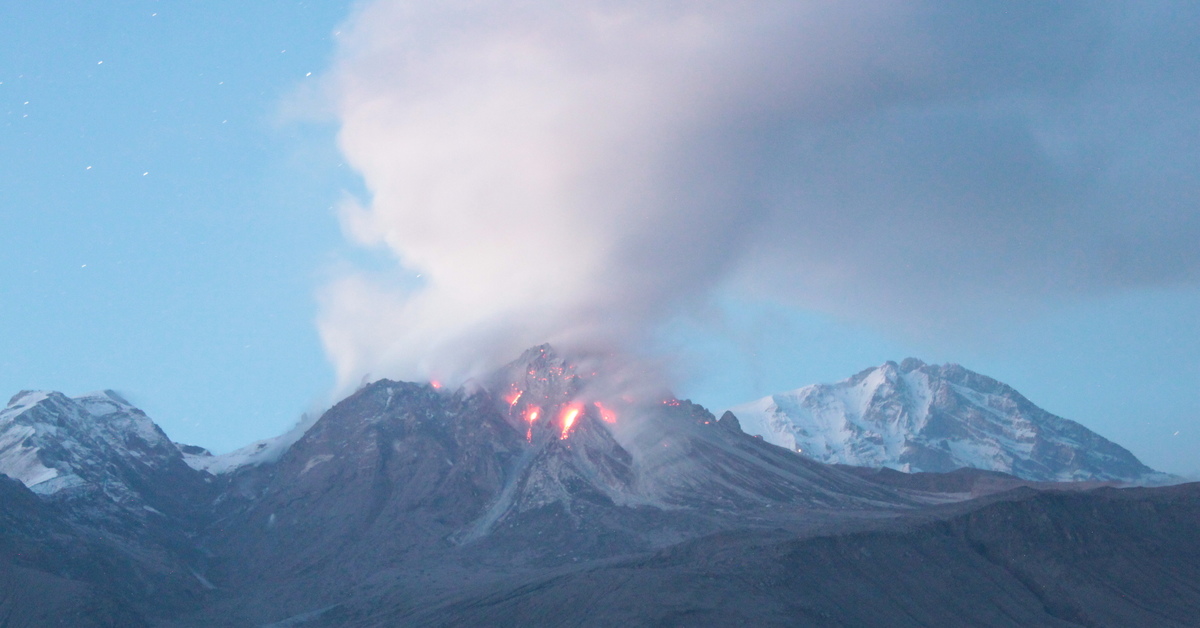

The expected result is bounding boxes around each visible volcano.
[192,346,921,624]
[1,345,1198,627]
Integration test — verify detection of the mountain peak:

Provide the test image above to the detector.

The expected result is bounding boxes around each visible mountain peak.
[0,389,204,508]
[7,389,49,407]
[75,388,133,406]
[728,360,1162,483]
[899,357,927,372]
[717,410,743,433]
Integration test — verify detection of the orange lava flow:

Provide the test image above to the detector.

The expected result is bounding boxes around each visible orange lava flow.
[525,406,541,443]
[559,405,581,440]
[505,390,523,408]
[431,380,442,389]
[593,401,617,424]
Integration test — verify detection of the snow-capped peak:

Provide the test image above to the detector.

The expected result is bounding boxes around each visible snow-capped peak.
[0,390,187,496]
[74,389,135,414]
[727,359,1163,483]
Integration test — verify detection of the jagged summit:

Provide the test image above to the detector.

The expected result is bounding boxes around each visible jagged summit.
[0,386,215,615]
[0,389,194,498]
[728,359,1164,483]
[485,343,646,450]
[717,410,742,432]
[489,343,586,435]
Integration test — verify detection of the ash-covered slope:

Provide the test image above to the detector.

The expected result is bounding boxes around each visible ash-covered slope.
[729,359,1162,483]
[480,345,908,522]
[0,468,225,627]
[187,346,919,625]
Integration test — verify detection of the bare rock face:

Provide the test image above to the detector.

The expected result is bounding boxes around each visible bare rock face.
[729,359,1165,483]
[479,344,639,519]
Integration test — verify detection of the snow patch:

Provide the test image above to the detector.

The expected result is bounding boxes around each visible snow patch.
[183,411,321,474]
[0,422,59,487]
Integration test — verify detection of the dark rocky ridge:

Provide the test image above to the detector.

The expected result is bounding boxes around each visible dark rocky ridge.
[399,483,1200,627]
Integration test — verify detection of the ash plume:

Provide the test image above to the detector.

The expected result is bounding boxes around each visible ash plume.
[318,0,1200,389]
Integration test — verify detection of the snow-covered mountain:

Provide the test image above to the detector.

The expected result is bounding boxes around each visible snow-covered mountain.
[0,389,216,617]
[0,388,215,538]
[0,390,198,496]
[727,358,1163,483]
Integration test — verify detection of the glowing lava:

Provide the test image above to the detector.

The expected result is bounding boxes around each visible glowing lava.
[559,405,582,440]
[431,380,442,389]
[593,401,617,424]
[525,405,541,442]
[505,389,523,408]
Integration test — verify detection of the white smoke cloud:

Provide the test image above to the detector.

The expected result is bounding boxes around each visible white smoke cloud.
[318,0,1200,389]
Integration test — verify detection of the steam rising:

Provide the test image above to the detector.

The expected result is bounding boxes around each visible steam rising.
[319,1,1200,389]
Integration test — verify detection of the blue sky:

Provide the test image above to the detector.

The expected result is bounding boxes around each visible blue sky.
[1,1,354,450]
[2,1,1197,476]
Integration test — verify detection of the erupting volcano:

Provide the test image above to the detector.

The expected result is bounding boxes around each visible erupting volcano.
[488,344,635,448]
[4,342,1191,627]
[456,343,914,538]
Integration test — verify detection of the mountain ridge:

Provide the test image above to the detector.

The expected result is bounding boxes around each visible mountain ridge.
[1,347,1194,626]
[728,358,1165,483]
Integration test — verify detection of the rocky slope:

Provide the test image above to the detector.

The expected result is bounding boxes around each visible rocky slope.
[184,346,916,625]
[728,358,1163,483]
[399,482,1200,627]
[0,391,218,624]
[0,474,152,627]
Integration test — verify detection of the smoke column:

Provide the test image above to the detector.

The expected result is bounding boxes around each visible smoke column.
[318,1,1200,389]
